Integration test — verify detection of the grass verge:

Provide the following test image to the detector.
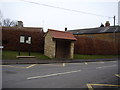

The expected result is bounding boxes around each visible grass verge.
[74,54,118,59]
[2,50,118,60]
[2,50,50,60]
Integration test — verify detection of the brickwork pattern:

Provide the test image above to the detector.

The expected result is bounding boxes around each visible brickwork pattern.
[74,33,120,55]
[2,27,44,53]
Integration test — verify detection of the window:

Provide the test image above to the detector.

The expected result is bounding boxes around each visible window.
[20,35,25,43]
[20,35,32,44]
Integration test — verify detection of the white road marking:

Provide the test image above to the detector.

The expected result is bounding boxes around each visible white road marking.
[66,63,84,65]
[96,65,117,69]
[42,64,62,66]
[27,70,81,80]
[62,63,66,67]
[85,62,88,65]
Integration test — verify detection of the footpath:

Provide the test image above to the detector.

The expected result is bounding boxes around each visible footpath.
[1,58,119,65]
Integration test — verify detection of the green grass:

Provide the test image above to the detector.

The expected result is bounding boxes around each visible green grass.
[2,50,119,60]
[74,54,118,59]
[2,50,50,60]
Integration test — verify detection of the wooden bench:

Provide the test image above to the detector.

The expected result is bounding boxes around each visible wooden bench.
[16,56,36,58]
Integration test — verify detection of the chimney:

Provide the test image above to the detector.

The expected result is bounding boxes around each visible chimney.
[17,21,23,27]
[105,21,110,27]
[100,23,104,27]
[65,27,67,31]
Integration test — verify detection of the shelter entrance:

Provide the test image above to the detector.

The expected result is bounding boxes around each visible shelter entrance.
[55,40,70,58]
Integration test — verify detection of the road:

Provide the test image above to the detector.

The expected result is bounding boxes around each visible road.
[2,60,120,89]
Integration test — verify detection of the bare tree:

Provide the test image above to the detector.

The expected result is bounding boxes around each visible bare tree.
[0,10,3,19]
[0,10,17,27]
[0,10,3,26]
[0,18,17,27]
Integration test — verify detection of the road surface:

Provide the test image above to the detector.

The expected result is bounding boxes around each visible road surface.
[2,60,120,89]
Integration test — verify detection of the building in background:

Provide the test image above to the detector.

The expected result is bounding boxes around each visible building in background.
[2,20,120,57]
[2,21,44,53]
[68,26,120,55]
[118,1,120,26]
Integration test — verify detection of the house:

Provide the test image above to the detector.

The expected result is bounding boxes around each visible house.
[44,29,77,59]
[68,26,120,55]
[2,21,44,53]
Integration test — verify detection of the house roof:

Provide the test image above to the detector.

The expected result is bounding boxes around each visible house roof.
[48,29,77,41]
[1,26,43,32]
[67,26,120,35]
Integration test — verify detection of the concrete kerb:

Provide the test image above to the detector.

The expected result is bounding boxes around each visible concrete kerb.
[2,58,118,65]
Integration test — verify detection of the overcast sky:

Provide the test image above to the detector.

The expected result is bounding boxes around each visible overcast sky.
[0,0,119,31]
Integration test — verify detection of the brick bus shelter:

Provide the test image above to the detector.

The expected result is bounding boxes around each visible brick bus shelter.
[44,29,77,59]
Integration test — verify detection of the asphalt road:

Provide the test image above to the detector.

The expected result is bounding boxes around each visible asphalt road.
[2,60,120,89]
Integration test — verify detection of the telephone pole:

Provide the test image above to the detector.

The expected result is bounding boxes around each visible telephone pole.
[113,16,115,26]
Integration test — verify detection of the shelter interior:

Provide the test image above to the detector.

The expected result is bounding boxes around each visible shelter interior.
[55,39,70,58]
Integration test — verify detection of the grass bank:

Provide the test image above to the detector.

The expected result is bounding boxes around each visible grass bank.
[74,54,118,59]
[2,50,50,60]
[2,50,118,60]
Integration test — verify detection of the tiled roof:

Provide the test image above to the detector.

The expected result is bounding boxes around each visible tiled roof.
[2,26,43,32]
[68,26,120,35]
[48,29,77,41]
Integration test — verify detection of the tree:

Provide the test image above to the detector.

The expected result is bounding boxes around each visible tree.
[0,10,3,26]
[0,18,17,27]
[0,10,17,27]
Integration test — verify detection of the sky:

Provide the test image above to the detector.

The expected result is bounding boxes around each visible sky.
[0,0,119,32]
[118,1,120,25]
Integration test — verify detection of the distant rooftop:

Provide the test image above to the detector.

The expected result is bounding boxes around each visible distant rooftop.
[68,26,120,35]
[2,26,43,32]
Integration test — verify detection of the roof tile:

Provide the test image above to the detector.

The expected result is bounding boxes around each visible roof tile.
[48,29,77,41]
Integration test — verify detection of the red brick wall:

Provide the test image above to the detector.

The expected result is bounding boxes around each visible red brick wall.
[2,27,120,55]
[74,33,120,55]
[2,27,44,53]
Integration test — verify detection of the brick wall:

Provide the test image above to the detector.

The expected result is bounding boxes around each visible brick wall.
[2,27,44,53]
[2,26,120,55]
[74,33,120,55]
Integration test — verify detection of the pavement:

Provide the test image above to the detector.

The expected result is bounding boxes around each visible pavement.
[1,60,120,89]
[2,58,119,64]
